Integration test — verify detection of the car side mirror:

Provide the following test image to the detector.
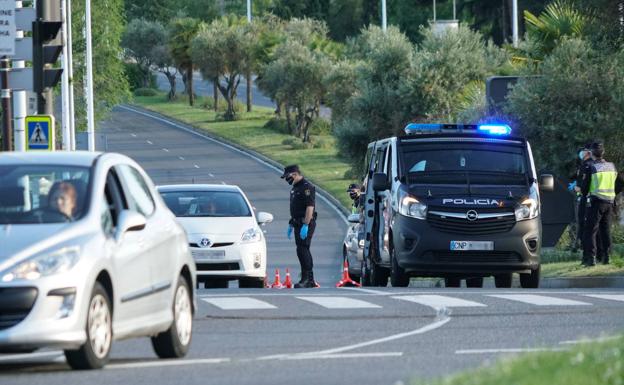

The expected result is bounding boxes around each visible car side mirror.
[257,212,274,225]
[372,173,390,192]
[115,210,147,241]
[347,213,360,223]
[539,174,555,192]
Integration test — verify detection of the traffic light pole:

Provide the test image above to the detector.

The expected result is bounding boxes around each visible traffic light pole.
[35,0,58,116]
[1,58,13,151]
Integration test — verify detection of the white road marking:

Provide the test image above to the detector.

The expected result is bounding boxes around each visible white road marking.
[488,294,591,306]
[583,294,624,303]
[455,348,565,355]
[340,287,393,295]
[221,181,227,185]
[274,352,403,361]
[146,140,153,145]
[202,297,277,310]
[393,295,486,310]
[297,296,381,309]
[162,148,169,152]
[0,350,63,362]
[209,173,215,177]
[194,164,200,169]
[130,133,137,137]
[178,156,185,160]
[559,335,622,345]
[106,358,230,370]
[119,105,348,225]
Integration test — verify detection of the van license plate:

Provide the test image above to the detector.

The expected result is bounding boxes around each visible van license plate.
[450,241,494,251]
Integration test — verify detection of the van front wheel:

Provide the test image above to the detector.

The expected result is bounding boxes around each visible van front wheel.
[390,248,409,287]
[370,260,389,287]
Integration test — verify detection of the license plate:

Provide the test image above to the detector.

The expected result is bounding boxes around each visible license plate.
[450,241,494,251]
[192,249,226,260]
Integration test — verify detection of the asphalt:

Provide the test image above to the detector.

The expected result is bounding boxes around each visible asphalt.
[1,106,623,385]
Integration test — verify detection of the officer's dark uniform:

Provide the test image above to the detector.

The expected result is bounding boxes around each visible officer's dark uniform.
[575,152,594,250]
[581,144,620,265]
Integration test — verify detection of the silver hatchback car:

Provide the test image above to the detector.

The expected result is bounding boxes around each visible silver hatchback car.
[0,152,196,369]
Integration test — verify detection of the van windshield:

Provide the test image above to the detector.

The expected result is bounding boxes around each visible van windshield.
[401,142,528,185]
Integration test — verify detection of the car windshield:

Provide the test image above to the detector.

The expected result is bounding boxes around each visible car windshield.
[160,190,251,217]
[401,142,528,185]
[0,164,91,224]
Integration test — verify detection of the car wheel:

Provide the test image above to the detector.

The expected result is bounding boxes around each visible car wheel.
[444,277,461,288]
[390,247,409,287]
[494,273,513,288]
[64,282,112,370]
[239,277,265,288]
[152,277,193,359]
[204,279,228,289]
[370,259,389,287]
[465,277,484,288]
[520,266,540,289]
[360,259,371,286]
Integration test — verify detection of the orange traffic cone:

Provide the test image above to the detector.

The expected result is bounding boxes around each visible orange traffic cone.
[263,276,270,289]
[336,260,361,288]
[271,269,283,289]
[282,269,293,289]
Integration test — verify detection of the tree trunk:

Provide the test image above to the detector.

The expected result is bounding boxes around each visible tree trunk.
[187,65,194,107]
[285,105,293,134]
[166,71,177,100]
[181,70,189,94]
[246,71,252,112]
[213,77,219,111]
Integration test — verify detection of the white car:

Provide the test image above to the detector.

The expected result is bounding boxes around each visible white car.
[158,184,273,288]
[0,152,195,370]
[343,213,364,280]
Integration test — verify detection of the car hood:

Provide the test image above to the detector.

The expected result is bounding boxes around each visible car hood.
[175,216,256,236]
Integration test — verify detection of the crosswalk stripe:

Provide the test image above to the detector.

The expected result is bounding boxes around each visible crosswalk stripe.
[583,294,624,303]
[488,294,591,306]
[202,297,276,310]
[392,295,486,310]
[297,296,382,309]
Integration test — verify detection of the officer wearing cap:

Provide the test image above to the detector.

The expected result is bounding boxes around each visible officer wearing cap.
[572,143,594,251]
[281,164,317,288]
[347,183,361,214]
[580,142,622,266]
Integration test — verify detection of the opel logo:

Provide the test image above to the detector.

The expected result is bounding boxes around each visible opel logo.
[199,238,212,248]
[466,210,479,221]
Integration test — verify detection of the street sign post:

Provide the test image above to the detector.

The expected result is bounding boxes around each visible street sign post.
[25,115,54,151]
[0,0,16,56]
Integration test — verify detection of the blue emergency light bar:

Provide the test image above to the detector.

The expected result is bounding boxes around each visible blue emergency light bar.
[404,123,512,136]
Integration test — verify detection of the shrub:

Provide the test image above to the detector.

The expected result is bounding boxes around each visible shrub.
[265,118,289,134]
[291,140,314,150]
[309,118,332,135]
[124,62,156,91]
[310,135,333,149]
[134,87,158,97]
[282,137,300,146]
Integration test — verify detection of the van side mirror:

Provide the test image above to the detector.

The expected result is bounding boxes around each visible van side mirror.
[539,174,554,192]
[347,213,360,223]
[115,210,147,241]
[372,173,390,191]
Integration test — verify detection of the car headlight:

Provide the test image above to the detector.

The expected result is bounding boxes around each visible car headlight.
[1,246,81,283]
[241,228,262,243]
[398,192,427,220]
[515,198,539,221]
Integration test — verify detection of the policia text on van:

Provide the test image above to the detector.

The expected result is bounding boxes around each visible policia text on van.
[359,124,558,289]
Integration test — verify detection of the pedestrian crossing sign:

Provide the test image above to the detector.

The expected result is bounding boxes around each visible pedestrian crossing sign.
[25,115,55,151]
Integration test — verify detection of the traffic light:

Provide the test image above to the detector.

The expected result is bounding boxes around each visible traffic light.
[32,18,63,93]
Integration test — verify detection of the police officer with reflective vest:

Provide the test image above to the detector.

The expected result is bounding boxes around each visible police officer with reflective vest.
[282,165,318,288]
[581,142,621,266]
[572,143,594,251]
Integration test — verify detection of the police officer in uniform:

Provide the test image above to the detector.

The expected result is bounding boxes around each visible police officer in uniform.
[573,143,594,251]
[347,183,361,214]
[581,142,621,266]
[282,165,318,288]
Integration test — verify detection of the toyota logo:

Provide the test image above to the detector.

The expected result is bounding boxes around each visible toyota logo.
[466,210,479,221]
[199,238,212,248]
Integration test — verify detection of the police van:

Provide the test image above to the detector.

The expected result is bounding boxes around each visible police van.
[360,123,564,288]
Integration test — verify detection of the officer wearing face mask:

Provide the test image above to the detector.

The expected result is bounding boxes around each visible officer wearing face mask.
[571,143,594,251]
[281,164,318,288]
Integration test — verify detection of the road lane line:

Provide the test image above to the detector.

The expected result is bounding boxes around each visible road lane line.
[488,294,591,306]
[106,357,230,370]
[340,287,394,295]
[209,173,214,177]
[297,296,382,309]
[278,352,403,360]
[130,133,136,137]
[583,294,624,303]
[118,105,348,225]
[146,140,153,145]
[393,295,486,310]
[0,350,63,362]
[162,148,169,152]
[179,156,185,160]
[455,348,565,355]
[202,297,277,310]
[559,335,621,345]
[194,164,200,169]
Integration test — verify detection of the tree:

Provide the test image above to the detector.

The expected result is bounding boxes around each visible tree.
[191,19,252,120]
[169,18,201,106]
[122,19,167,88]
[72,0,130,130]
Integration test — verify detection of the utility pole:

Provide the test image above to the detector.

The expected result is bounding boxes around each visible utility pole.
[66,0,75,150]
[247,0,251,22]
[84,0,95,151]
[246,0,252,112]
[1,58,13,151]
[60,0,69,150]
[512,0,519,48]
[381,0,387,31]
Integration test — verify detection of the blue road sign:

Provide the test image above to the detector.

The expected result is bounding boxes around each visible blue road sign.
[25,115,55,151]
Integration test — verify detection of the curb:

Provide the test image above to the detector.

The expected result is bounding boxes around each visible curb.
[409,276,624,289]
[121,104,350,222]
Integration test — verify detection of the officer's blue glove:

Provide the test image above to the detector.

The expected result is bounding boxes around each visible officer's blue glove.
[300,224,309,240]
[286,225,293,240]
[568,181,577,191]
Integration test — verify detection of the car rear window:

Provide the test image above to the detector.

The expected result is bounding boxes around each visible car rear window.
[160,190,251,217]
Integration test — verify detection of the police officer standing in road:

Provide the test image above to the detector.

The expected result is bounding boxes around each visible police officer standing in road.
[282,165,318,288]
[581,142,622,266]
[572,143,594,251]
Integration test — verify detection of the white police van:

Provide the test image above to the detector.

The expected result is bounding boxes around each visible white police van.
[360,123,560,288]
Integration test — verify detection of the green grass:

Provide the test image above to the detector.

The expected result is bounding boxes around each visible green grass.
[417,335,624,385]
[541,244,624,277]
[133,93,354,208]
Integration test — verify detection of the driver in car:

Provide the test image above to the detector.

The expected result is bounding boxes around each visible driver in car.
[48,181,78,220]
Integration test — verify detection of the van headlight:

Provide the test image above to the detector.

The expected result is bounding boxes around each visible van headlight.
[398,192,427,220]
[1,246,81,282]
[515,198,539,221]
[241,228,262,243]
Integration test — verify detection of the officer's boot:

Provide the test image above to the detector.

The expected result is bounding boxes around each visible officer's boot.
[295,271,316,288]
[294,271,309,288]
